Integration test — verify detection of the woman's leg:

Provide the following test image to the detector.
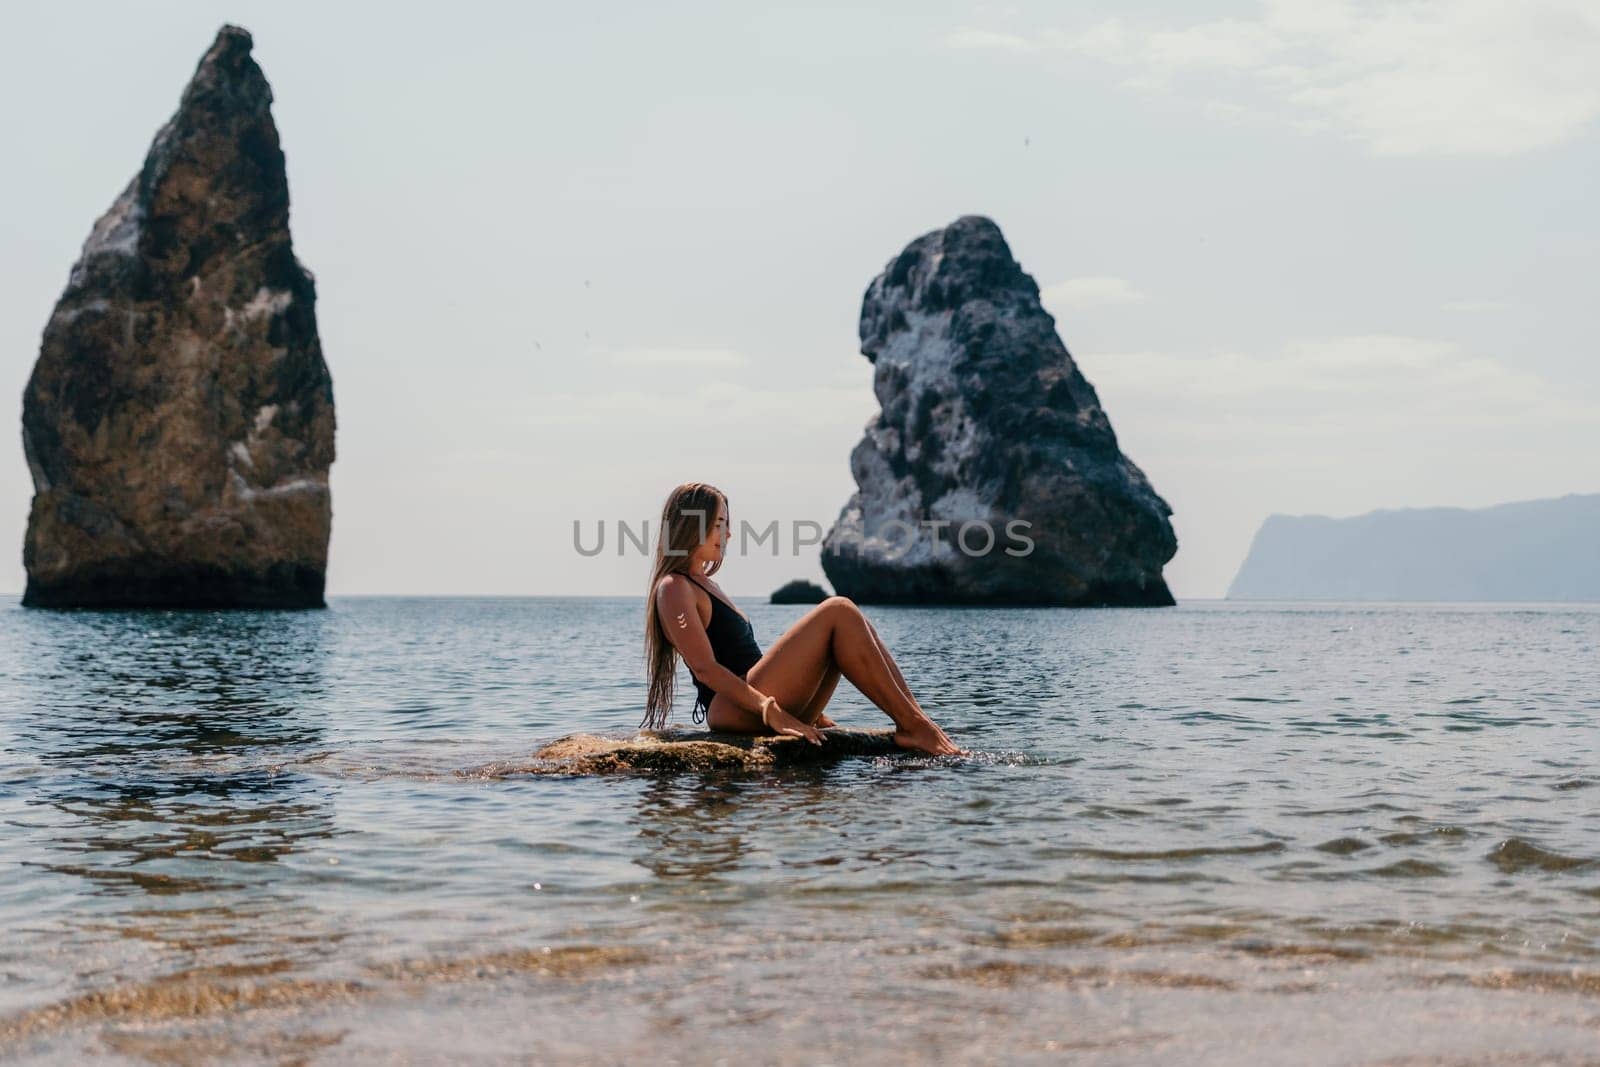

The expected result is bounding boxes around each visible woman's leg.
[798,660,841,725]
[708,597,958,754]
[862,615,921,717]
[799,619,908,727]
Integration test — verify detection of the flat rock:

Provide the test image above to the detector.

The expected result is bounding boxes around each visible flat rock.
[463,727,904,776]
[821,215,1176,606]
[21,25,335,608]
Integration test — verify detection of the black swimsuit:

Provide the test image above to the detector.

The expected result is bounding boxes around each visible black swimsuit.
[683,573,764,725]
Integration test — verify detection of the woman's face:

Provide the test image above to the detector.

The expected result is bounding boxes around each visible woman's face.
[697,499,729,565]
[713,501,730,559]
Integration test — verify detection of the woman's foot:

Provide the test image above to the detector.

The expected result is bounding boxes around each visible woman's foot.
[892,715,964,756]
[813,712,837,729]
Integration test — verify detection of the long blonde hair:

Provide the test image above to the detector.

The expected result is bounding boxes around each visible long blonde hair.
[642,482,727,730]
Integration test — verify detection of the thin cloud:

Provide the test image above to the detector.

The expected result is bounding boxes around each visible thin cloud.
[945,27,1038,53]
[946,0,1600,156]
[522,382,876,428]
[1082,334,1594,431]
[609,346,746,367]
[1040,276,1147,311]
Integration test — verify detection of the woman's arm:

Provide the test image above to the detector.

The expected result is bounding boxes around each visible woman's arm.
[655,576,776,718]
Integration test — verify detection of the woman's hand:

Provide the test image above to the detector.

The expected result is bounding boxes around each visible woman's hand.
[760,696,824,746]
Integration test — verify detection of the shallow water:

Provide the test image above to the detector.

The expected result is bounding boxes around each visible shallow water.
[3,597,1599,1063]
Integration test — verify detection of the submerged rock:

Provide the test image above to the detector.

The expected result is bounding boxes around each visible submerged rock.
[465,727,904,776]
[770,578,829,604]
[21,25,335,608]
[821,216,1175,605]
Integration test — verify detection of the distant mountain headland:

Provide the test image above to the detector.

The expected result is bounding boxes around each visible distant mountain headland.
[819,215,1177,606]
[1228,494,1600,602]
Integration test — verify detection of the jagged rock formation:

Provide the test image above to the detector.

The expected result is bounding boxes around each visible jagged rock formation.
[21,25,335,608]
[1228,493,1600,601]
[463,727,904,776]
[821,216,1175,605]
[771,578,829,604]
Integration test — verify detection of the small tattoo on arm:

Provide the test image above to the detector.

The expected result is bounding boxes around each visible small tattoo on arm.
[675,611,688,629]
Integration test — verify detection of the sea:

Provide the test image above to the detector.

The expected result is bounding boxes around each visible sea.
[2,596,1598,1064]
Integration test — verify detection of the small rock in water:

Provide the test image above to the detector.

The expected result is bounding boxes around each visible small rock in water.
[771,579,830,604]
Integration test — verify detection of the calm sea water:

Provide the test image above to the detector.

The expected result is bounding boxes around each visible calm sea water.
[3,597,1599,1063]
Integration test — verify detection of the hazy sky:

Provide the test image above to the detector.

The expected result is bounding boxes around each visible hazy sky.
[3,1,1596,599]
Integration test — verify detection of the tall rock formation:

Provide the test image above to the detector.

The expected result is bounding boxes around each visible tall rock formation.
[821,216,1175,605]
[21,26,335,608]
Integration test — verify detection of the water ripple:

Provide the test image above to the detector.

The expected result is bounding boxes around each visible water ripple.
[1,597,1598,1056]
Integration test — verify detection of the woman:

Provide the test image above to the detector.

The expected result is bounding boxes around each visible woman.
[642,482,964,756]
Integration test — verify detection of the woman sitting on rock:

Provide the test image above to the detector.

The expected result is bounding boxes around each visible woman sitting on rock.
[643,482,964,756]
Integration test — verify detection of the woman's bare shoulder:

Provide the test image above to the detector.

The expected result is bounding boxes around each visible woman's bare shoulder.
[655,573,700,600]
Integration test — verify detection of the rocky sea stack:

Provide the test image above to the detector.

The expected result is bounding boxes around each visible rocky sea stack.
[21,26,335,608]
[771,579,829,604]
[821,216,1175,605]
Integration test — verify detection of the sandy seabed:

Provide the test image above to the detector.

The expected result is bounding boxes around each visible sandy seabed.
[7,941,1600,1065]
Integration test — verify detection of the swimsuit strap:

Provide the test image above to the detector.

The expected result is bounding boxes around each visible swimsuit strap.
[684,573,740,619]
